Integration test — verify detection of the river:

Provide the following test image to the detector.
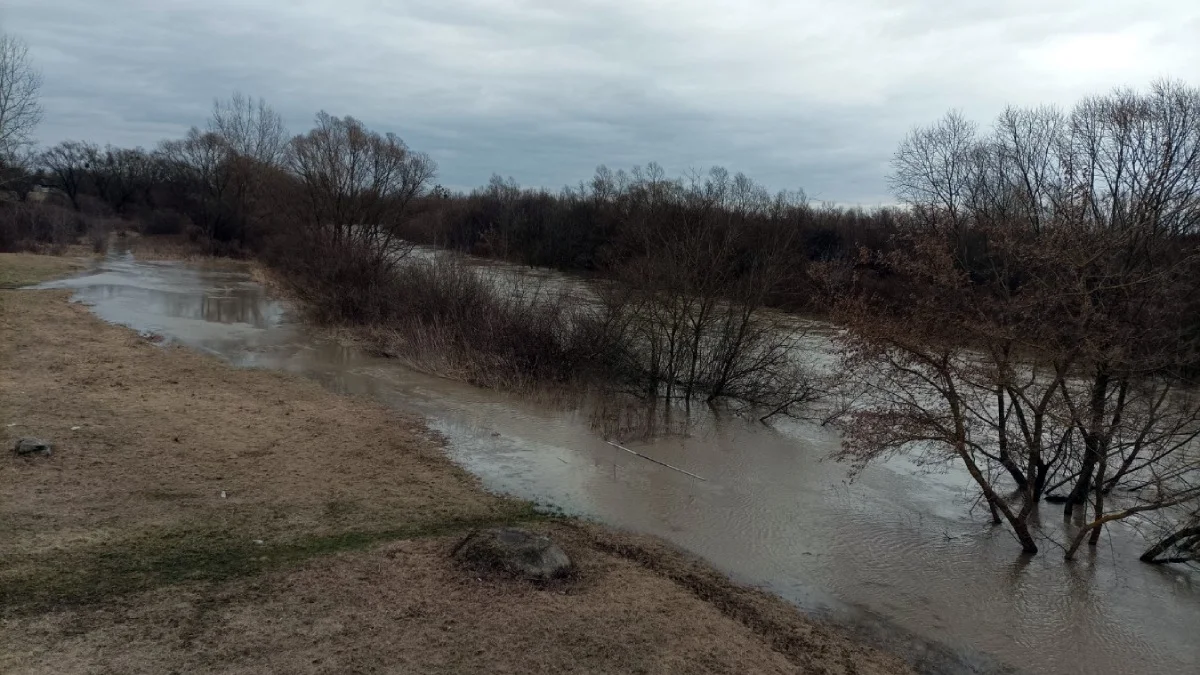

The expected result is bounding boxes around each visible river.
[32,248,1200,675]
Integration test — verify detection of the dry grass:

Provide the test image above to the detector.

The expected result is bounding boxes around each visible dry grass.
[0,253,86,288]
[1,535,780,675]
[118,232,213,260]
[0,289,517,578]
[0,280,911,675]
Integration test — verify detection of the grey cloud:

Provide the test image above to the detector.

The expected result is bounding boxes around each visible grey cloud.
[4,0,1199,203]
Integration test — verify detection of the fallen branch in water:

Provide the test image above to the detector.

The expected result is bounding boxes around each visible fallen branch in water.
[605,441,707,481]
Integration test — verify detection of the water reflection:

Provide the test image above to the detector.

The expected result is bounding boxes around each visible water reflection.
[31,250,1200,675]
[75,285,270,326]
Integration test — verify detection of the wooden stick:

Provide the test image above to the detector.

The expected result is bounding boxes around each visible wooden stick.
[605,441,707,481]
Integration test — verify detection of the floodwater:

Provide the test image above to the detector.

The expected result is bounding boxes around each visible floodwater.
[32,249,1200,675]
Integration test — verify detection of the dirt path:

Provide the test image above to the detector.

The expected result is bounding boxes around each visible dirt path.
[0,257,911,674]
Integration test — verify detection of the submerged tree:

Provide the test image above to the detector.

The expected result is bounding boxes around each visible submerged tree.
[834,81,1200,561]
[597,167,816,418]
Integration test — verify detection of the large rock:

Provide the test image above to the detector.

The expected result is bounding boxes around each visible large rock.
[453,528,573,581]
[13,437,52,457]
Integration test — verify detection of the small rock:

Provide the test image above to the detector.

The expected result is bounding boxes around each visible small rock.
[13,438,52,457]
[452,528,573,581]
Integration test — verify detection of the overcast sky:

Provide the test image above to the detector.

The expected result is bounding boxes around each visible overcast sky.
[4,1,1199,203]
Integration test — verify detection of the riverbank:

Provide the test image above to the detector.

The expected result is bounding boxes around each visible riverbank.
[0,255,910,674]
[0,253,86,288]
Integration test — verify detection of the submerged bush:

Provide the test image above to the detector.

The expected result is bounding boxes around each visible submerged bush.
[270,233,815,417]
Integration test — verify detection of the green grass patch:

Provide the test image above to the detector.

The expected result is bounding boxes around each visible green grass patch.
[1,503,547,614]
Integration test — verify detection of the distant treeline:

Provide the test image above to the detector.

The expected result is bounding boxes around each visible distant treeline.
[2,138,905,312]
[5,66,1200,564]
[401,169,903,310]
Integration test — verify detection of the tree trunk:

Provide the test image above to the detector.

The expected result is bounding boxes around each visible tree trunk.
[1089,458,1107,546]
[1065,450,1098,518]
[996,388,1029,490]
[1011,515,1038,554]
[986,495,1002,525]
[1065,368,1110,518]
[1033,461,1050,501]
[1140,525,1200,564]
[956,438,1037,553]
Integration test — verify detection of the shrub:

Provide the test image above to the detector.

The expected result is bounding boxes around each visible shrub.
[142,210,188,236]
[269,232,813,411]
[0,202,80,252]
[389,258,601,387]
[270,234,406,325]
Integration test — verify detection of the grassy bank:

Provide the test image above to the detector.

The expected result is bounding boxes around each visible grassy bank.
[0,252,87,288]
[0,257,908,674]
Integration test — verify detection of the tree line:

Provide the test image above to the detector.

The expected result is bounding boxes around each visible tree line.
[3,30,1199,565]
[401,167,903,310]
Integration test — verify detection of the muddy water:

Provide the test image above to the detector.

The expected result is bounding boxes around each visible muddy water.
[34,251,1200,675]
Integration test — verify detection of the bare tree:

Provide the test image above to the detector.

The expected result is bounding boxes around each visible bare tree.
[89,146,154,213]
[837,82,1200,562]
[209,92,288,166]
[0,34,43,163]
[1140,515,1200,564]
[601,167,814,419]
[0,146,40,198]
[286,112,436,265]
[207,92,289,243]
[1067,81,1200,236]
[831,230,1054,554]
[890,111,978,230]
[158,128,234,243]
[40,141,99,210]
[983,105,1069,231]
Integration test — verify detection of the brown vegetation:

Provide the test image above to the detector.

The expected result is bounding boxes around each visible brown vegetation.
[0,278,909,675]
[830,80,1200,562]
